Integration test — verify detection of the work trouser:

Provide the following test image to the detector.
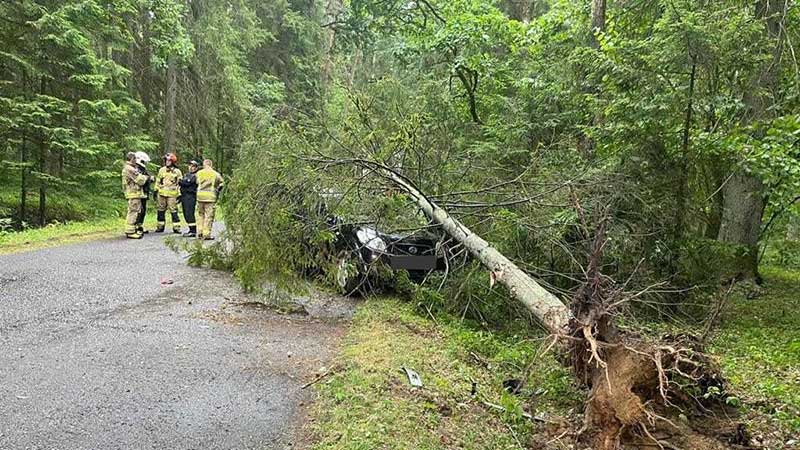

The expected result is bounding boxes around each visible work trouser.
[157,195,181,232]
[181,194,197,234]
[136,198,148,232]
[197,201,216,238]
[125,198,142,235]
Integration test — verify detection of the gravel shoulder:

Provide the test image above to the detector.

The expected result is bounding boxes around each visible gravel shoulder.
[0,231,352,450]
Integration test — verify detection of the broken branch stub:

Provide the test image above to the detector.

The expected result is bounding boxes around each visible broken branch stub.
[383,168,571,336]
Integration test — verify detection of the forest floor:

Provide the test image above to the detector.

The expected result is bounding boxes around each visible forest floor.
[305,271,800,450]
[0,228,347,449]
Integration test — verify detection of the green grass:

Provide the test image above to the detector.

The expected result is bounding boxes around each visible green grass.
[309,267,800,447]
[0,217,123,254]
[308,298,582,450]
[710,266,800,433]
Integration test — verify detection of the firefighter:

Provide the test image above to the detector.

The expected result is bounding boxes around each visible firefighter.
[154,153,183,233]
[122,152,150,239]
[179,160,199,237]
[134,151,152,234]
[195,159,224,240]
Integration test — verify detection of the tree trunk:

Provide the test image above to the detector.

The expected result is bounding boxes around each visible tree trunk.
[719,172,765,280]
[321,0,343,93]
[717,0,784,281]
[38,76,47,227]
[216,83,223,172]
[787,214,800,241]
[164,55,178,154]
[675,61,696,241]
[377,165,571,335]
[38,130,47,227]
[590,0,606,49]
[19,134,27,227]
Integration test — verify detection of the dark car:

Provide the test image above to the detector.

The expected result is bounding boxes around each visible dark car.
[277,185,450,296]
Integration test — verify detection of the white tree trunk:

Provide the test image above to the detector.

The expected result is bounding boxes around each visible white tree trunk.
[386,171,572,335]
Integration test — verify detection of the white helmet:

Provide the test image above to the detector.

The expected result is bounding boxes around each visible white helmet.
[134,151,150,167]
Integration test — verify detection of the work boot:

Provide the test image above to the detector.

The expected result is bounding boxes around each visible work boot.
[155,226,165,233]
[172,227,181,234]
[203,236,215,241]
[183,231,196,237]
[126,232,143,240]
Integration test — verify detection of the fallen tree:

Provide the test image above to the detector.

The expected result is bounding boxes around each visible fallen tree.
[326,158,730,450]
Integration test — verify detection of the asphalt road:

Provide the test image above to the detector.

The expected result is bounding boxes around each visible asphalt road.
[0,231,346,450]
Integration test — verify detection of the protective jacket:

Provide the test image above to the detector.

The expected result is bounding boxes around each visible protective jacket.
[179,172,198,197]
[156,166,182,197]
[196,168,224,203]
[139,165,153,198]
[122,162,148,199]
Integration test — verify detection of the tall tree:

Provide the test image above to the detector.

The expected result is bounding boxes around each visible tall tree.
[718,0,787,281]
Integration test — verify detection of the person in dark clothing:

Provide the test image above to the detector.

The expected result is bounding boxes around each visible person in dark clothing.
[179,160,199,237]
[134,152,154,234]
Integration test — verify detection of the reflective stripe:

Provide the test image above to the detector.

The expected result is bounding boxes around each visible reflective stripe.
[197,189,216,202]
[157,167,182,198]
[159,189,180,197]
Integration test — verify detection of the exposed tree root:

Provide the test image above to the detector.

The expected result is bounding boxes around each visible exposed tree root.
[568,215,731,450]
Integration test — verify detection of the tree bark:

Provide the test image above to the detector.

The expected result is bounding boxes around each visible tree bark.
[717,0,784,281]
[719,172,765,280]
[376,165,571,335]
[321,0,343,93]
[590,0,606,49]
[675,61,696,241]
[38,76,47,227]
[19,134,27,227]
[164,55,178,154]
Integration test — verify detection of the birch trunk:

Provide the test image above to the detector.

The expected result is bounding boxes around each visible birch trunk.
[385,171,571,335]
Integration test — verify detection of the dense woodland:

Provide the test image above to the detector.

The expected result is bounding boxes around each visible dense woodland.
[2,0,799,447]
[0,0,312,227]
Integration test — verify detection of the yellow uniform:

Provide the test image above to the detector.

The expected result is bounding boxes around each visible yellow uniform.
[195,167,224,239]
[155,166,183,233]
[121,162,148,236]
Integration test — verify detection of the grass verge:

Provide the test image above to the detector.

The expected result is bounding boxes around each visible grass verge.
[710,266,800,435]
[308,267,799,448]
[0,196,221,255]
[0,217,123,254]
[307,297,582,450]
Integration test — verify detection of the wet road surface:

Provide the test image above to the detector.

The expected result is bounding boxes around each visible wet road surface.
[0,232,348,449]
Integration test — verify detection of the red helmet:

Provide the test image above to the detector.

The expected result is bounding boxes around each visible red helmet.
[164,153,178,164]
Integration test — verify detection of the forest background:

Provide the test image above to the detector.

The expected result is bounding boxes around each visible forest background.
[1,0,798,448]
